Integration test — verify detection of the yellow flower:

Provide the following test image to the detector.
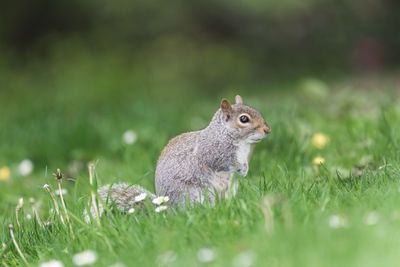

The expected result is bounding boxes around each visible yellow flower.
[311,133,329,149]
[0,166,11,181]
[312,157,326,165]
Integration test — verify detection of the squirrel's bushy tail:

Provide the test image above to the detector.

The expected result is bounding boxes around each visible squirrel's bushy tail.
[84,183,156,222]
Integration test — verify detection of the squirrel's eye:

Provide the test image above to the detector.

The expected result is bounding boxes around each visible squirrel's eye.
[239,115,250,123]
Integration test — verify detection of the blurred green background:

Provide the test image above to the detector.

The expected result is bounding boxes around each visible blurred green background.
[1,0,400,187]
[2,2,400,266]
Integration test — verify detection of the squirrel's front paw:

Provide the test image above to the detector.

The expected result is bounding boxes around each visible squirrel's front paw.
[237,163,248,177]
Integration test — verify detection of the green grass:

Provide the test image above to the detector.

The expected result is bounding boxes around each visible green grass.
[1,59,400,266]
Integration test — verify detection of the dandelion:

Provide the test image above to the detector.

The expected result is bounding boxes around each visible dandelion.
[9,224,30,266]
[122,130,137,145]
[40,260,64,267]
[55,189,68,196]
[155,206,168,213]
[18,159,34,176]
[232,251,256,267]
[328,215,348,228]
[88,164,101,226]
[311,133,329,149]
[152,196,169,205]
[134,193,147,202]
[312,157,325,166]
[128,208,135,214]
[43,184,65,225]
[197,248,215,263]
[0,166,11,181]
[26,214,32,220]
[16,198,24,228]
[72,250,97,266]
[364,211,379,225]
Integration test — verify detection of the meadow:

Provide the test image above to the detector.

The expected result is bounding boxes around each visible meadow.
[1,56,400,266]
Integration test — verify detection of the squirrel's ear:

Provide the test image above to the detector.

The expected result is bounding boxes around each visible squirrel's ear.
[221,99,233,121]
[235,95,243,104]
[221,99,233,112]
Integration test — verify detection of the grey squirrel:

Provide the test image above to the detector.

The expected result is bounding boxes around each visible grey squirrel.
[92,95,270,217]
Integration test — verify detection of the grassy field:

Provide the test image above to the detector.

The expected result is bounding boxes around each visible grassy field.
[1,60,400,266]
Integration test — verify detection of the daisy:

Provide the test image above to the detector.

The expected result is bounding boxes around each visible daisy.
[152,196,170,205]
[197,248,215,262]
[364,211,379,225]
[40,260,64,267]
[72,250,97,266]
[328,215,348,228]
[155,206,168,213]
[122,130,137,145]
[134,193,147,202]
[18,159,34,176]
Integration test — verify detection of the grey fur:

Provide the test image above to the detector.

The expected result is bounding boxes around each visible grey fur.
[155,98,270,206]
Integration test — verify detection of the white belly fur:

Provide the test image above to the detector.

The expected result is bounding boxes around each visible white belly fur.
[236,141,251,165]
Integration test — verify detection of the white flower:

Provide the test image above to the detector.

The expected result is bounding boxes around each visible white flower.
[233,251,256,267]
[55,189,68,195]
[134,193,147,202]
[26,214,32,220]
[155,206,168,213]
[18,159,34,176]
[40,260,64,267]
[156,251,177,266]
[109,263,125,267]
[72,250,97,266]
[152,196,169,205]
[122,130,137,145]
[328,215,348,228]
[364,211,379,225]
[197,248,215,262]
[128,208,135,214]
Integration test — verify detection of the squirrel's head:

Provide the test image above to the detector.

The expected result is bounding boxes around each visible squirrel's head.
[219,95,270,143]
